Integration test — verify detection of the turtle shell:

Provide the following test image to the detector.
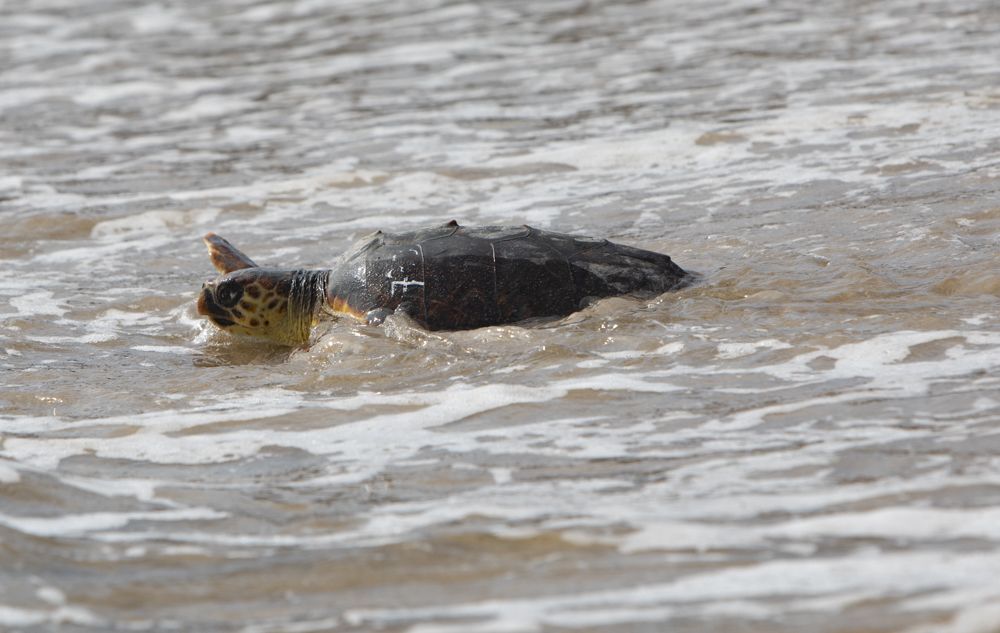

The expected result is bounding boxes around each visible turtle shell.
[326,221,689,330]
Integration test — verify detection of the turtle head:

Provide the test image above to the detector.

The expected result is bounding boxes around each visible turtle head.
[197,234,326,346]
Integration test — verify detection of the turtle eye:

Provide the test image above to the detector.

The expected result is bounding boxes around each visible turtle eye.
[216,280,243,308]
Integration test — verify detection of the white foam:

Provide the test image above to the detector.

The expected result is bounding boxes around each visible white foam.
[90,208,221,237]
[489,468,513,485]
[0,508,225,538]
[616,506,1000,554]
[60,475,163,504]
[961,314,990,326]
[0,87,58,111]
[716,339,791,359]
[129,4,204,35]
[162,95,250,122]
[224,125,286,143]
[35,234,175,265]
[0,175,22,192]
[0,604,101,628]
[73,81,168,106]
[654,341,685,355]
[1,375,680,471]
[132,345,196,354]
[8,291,66,317]
[349,550,1000,632]
[0,462,20,484]
[36,587,65,606]
[682,330,1000,430]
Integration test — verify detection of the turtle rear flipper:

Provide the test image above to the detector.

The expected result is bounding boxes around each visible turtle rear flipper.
[203,233,259,273]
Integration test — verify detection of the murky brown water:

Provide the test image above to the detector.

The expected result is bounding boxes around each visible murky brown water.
[2,0,1000,631]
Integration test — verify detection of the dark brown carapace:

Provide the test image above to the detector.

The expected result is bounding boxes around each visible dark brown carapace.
[197,222,690,346]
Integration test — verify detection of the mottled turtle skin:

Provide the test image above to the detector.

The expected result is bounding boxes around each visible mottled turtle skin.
[197,221,689,345]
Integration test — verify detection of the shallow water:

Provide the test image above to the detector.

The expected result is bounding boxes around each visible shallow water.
[2,0,1000,631]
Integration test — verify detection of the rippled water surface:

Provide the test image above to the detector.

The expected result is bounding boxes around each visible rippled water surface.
[3,0,1000,631]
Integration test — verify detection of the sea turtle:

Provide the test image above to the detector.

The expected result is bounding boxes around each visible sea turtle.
[197,221,689,346]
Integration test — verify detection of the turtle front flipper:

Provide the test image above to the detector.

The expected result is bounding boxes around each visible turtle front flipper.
[203,233,259,273]
[363,302,421,327]
[364,308,393,326]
